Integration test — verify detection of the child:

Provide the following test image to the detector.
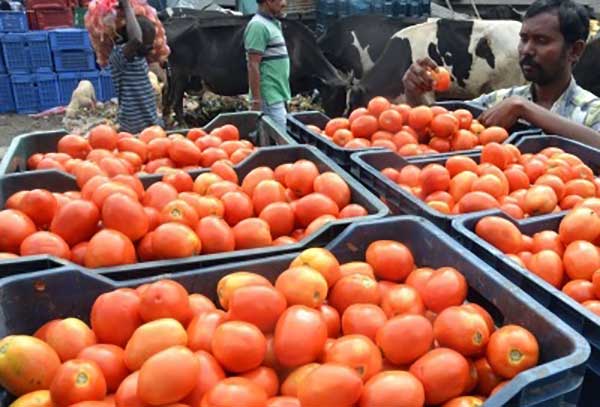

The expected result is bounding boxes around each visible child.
[109,0,159,134]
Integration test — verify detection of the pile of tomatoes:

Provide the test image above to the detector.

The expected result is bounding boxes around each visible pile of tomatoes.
[476,205,600,316]
[0,243,540,406]
[26,124,258,176]
[309,96,510,156]
[382,142,600,218]
[0,159,369,267]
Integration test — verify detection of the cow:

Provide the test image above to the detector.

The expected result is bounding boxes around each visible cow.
[162,11,349,124]
[317,14,428,79]
[574,36,600,97]
[345,19,529,113]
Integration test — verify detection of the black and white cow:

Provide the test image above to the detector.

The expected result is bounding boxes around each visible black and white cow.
[162,11,349,123]
[345,19,526,113]
[575,36,600,97]
[317,14,427,79]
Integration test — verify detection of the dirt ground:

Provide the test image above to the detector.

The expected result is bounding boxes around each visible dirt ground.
[0,113,65,157]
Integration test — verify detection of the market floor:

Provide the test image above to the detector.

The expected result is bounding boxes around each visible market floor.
[0,113,65,158]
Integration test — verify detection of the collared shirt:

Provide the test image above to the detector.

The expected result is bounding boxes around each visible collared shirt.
[244,12,291,105]
[109,45,159,134]
[471,77,600,131]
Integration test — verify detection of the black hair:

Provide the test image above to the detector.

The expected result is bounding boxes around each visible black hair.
[137,15,156,45]
[525,0,590,44]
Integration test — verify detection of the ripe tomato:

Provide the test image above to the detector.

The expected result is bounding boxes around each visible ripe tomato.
[365,240,415,281]
[281,363,320,397]
[90,288,142,347]
[324,334,382,381]
[46,318,97,362]
[139,279,191,325]
[421,267,467,313]
[376,314,433,365]
[275,266,329,308]
[320,304,341,338]
[274,306,328,368]
[182,351,226,405]
[211,321,267,373]
[433,305,490,356]
[77,344,129,392]
[227,285,287,334]
[359,371,425,407]
[138,346,200,405]
[240,366,280,397]
[297,363,363,407]
[49,359,107,406]
[201,377,268,407]
[486,325,539,378]
[341,304,387,342]
[8,390,53,407]
[0,209,36,254]
[216,271,271,310]
[114,371,146,407]
[187,310,227,352]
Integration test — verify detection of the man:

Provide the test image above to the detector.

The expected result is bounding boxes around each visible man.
[403,0,600,146]
[109,0,160,134]
[244,0,290,130]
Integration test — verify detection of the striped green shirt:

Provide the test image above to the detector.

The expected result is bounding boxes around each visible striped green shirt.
[244,13,291,105]
[471,78,600,131]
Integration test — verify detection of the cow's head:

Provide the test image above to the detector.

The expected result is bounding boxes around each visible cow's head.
[344,78,368,117]
[316,71,354,118]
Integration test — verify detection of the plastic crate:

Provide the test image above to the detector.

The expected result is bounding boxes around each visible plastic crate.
[57,71,79,105]
[1,33,28,73]
[0,44,4,73]
[99,68,114,101]
[350,134,600,232]
[25,31,53,72]
[52,49,95,71]
[0,146,387,280]
[286,101,540,169]
[28,7,73,30]
[10,73,37,113]
[49,28,91,50]
[0,73,15,113]
[0,11,28,32]
[0,216,590,406]
[35,72,60,111]
[453,210,600,405]
[0,111,298,176]
[25,0,69,9]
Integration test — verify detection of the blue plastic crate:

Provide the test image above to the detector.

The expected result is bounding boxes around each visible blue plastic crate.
[0,42,5,73]
[453,210,600,406]
[0,73,14,113]
[287,101,540,170]
[10,74,37,113]
[36,72,60,111]
[0,11,28,33]
[25,31,53,72]
[52,49,95,72]
[0,216,590,406]
[57,71,79,105]
[48,28,91,51]
[79,70,101,99]
[99,68,114,101]
[349,134,600,232]
[1,33,28,73]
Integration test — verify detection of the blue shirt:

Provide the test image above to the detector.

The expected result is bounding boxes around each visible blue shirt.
[109,45,159,134]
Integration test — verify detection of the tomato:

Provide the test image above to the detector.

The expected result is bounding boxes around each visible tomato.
[328,274,381,314]
[49,359,107,406]
[433,305,490,356]
[381,284,425,318]
[114,371,146,407]
[486,325,539,378]
[365,240,415,282]
[297,363,363,407]
[281,363,320,397]
[275,266,328,308]
[227,285,287,334]
[359,371,425,407]
[77,344,129,392]
[274,306,328,368]
[139,279,192,325]
[266,396,301,407]
[50,200,100,247]
[91,288,142,347]
[138,346,199,405]
[421,267,468,313]
[84,229,137,268]
[474,357,503,396]
[211,321,267,373]
[324,335,382,381]
[319,304,341,338]
[201,377,268,407]
[376,314,433,365]
[17,189,58,229]
[216,272,271,310]
[8,390,53,407]
[240,366,280,397]
[46,318,97,362]
[290,248,342,288]
[0,336,60,397]
[442,396,485,407]
[0,209,36,254]
[124,318,187,371]
[409,348,470,405]
[182,351,226,406]
[187,310,226,352]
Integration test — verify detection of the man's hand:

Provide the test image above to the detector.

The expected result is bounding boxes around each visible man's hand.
[478,96,527,129]
[251,99,262,111]
[403,58,438,98]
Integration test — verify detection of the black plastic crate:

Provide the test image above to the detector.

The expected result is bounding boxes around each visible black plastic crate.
[286,101,540,169]
[0,144,388,280]
[350,134,600,232]
[0,215,589,406]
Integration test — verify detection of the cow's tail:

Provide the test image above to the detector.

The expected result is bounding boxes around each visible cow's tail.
[162,61,173,123]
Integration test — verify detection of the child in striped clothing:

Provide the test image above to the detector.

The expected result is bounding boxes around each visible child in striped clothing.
[109,0,159,134]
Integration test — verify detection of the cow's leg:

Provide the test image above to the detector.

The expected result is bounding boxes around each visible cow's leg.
[162,64,175,127]
[173,75,188,127]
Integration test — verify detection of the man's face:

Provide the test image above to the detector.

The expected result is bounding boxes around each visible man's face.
[266,0,286,17]
[518,11,571,85]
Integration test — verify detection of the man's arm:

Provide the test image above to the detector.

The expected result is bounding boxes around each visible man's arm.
[121,0,143,60]
[247,53,262,111]
[479,97,600,148]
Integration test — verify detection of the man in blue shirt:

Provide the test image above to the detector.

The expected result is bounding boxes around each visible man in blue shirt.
[110,0,160,134]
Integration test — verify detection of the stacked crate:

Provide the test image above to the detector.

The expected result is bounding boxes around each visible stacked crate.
[0,9,28,112]
[26,0,74,31]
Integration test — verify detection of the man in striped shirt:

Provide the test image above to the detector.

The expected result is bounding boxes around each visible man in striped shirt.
[110,0,160,134]
[244,0,291,131]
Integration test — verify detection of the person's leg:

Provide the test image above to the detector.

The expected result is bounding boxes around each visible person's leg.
[261,101,287,132]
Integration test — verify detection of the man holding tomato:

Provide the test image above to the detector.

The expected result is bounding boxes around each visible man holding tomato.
[402,0,600,146]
